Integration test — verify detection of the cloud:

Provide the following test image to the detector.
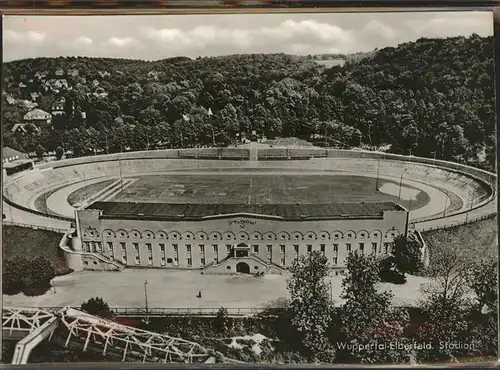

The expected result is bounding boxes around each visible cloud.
[363,20,396,41]
[405,13,492,38]
[4,30,46,44]
[2,12,493,61]
[106,37,136,48]
[139,19,353,55]
[73,36,93,47]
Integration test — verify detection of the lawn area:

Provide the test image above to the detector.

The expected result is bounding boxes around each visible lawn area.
[3,225,69,275]
[109,173,429,210]
[422,215,498,266]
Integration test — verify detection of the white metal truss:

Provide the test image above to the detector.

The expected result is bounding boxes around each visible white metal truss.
[3,307,57,337]
[58,307,214,363]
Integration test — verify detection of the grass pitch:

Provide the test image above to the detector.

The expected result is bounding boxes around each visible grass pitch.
[105,173,430,210]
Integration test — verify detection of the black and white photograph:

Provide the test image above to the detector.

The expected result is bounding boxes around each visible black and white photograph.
[1,10,497,365]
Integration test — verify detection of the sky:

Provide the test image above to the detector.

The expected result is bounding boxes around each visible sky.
[3,11,493,62]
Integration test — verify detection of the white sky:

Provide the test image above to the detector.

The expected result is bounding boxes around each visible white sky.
[3,11,493,62]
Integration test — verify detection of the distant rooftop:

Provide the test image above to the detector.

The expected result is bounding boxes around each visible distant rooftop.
[23,108,51,121]
[86,201,404,221]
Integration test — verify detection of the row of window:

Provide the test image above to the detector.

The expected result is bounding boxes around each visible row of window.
[82,241,393,267]
[89,229,399,241]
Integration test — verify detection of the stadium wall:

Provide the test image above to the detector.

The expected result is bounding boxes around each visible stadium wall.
[3,148,496,229]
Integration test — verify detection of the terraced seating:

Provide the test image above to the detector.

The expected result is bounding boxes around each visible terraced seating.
[258,148,288,159]
[288,148,327,159]
[3,149,495,228]
[221,148,250,159]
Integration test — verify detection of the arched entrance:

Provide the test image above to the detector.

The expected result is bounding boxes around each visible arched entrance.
[236,262,250,274]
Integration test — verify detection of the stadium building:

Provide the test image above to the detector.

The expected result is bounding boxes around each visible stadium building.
[75,201,409,274]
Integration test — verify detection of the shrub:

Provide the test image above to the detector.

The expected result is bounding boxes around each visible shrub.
[81,297,113,318]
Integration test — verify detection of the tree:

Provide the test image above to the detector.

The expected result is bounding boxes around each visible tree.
[55,146,64,160]
[286,251,335,362]
[81,297,113,318]
[214,307,230,335]
[3,256,54,295]
[391,235,424,276]
[2,256,29,294]
[28,257,55,288]
[415,243,475,362]
[467,258,497,312]
[35,144,45,160]
[338,252,409,364]
[378,255,406,284]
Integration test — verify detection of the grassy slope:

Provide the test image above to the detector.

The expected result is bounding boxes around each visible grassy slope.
[3,225,70,275]
[422,215,498,266]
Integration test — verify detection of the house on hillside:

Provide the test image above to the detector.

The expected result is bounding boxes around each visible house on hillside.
[20,100,38,110]
[3,147,29,161]
[92,79,100,88]
[98,71,111,78]
[67,68,79,77]
[53,79,69,89]
[23,108,52,124]
[5,95,16,105]
[92,87,108,99]
[51,98,66,116]
[30,92,40,101]
[55,67,65,77]
[18,82,26,88]
[11,123,41,136]
[2,147,34,176]
[147,71,159,80]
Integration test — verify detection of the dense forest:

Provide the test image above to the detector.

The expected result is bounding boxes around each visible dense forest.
[3,34,495,171]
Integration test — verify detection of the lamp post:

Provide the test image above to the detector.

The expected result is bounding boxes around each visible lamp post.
[375,158,381,191]
[430,151,436,166]
[442,189,448,218]
[118,158,124,193]
[465,191,473,223]
[210,125,216,147]
[143,280,150,325]
[398,169,406,200]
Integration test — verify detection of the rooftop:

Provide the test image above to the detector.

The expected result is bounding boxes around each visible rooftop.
[86,201,405,221]
[3,146,27,159]
[23,108,51,121]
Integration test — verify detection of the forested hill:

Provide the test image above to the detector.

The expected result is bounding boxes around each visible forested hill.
[3,34,495,171]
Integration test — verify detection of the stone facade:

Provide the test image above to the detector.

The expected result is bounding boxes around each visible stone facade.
[75,207,408,273]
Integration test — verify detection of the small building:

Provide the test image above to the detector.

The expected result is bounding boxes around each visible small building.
[23,108,52,124]
[93,87,108,99]
[55,67,65,77]
[2,147,33,176]
[52,99,66,116]
[11,123,40,135]
[67,69,79,77]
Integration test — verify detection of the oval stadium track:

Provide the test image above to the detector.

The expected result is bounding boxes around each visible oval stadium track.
[3,147,496,233]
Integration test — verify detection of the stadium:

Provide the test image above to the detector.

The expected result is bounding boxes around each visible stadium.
[3,144,497,276]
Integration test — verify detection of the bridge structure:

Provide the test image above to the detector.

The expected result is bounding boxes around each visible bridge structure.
[2,306,241,365]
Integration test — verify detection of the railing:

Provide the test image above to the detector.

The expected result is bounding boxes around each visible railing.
[418,213,496,232]
[37,307,269,317]
[2,220,67,234]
